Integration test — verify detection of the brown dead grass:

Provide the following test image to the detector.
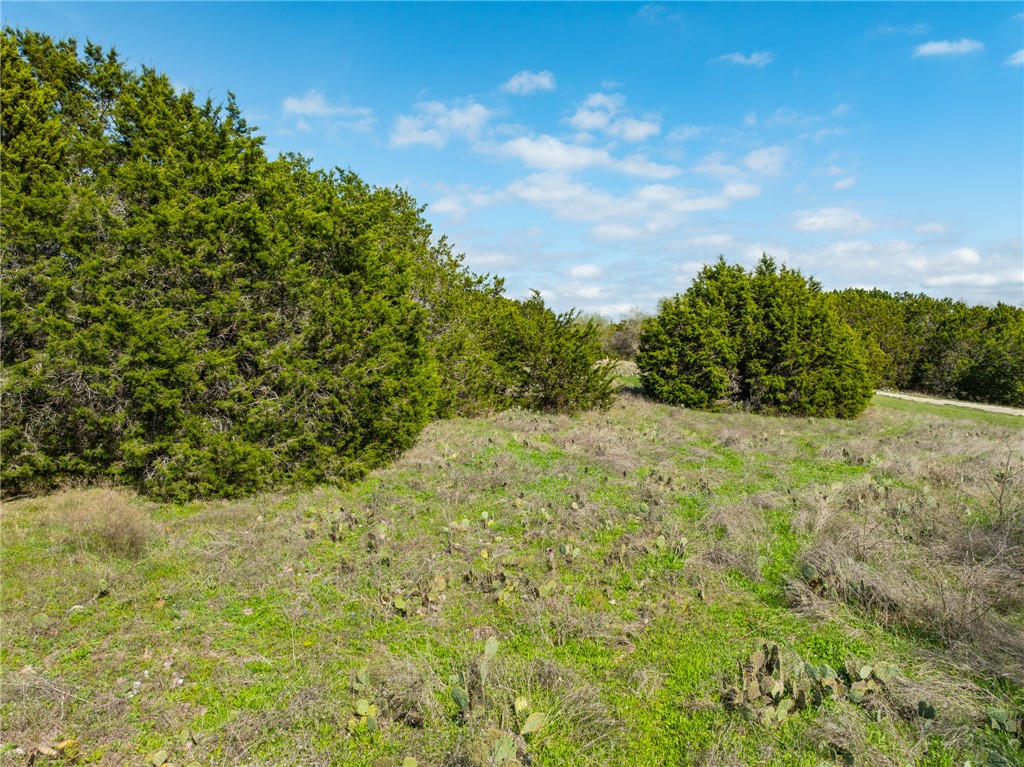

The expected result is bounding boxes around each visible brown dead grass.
[42,487,154,559]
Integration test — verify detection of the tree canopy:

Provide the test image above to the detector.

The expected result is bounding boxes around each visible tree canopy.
[0,28,614,499]
[829,289,1024,407]
[637,256,874,418]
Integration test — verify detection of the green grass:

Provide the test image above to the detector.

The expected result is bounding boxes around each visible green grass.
[2,391,1022,766]
[872,392,1024,428]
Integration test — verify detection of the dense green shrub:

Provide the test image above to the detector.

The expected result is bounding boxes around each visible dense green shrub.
[411,239,615,416]
[493,293,615,414]
[638,256,873,417]
[1,28,616,499]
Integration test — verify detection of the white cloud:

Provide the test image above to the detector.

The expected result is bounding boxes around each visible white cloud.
[875,23,929,36]
[500,135,609,172]
[743,146,788,176]
[568,92,660,142]
[391,115,445,148]
[794,207,874,232]
[574,285,605,299]
[916,222,948,235]
[429,196,467,217]
[913,39,985,57]
[831,103,851,117]
[923,273,999,287]
[502,70,557,95]
[636,4,682,25]
[281,89,375,131]
[714,51,775,67]
[617,154,680,179]
[667,124,708,141]
[693,152,742,179]
[505,172,734,241]
[390,101,492,148]
[833,176,857,190]
[683,234,735,248]
[1006,49,1024,66]
[592,223,647,241]
[724,182,761,199]
[569,264,603,279]
[951,247,981,264]
[498,135,678,178]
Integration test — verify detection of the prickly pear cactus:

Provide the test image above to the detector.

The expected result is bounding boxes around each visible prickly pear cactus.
[723,642,902,725]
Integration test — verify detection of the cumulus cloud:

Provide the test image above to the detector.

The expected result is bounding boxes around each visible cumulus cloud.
[913,39,985,57]
[500,135,610,172]
[667,124,708,141]
[951,247,981,264]
[923,273,999,287]
[724,182,761,199]
[502,70,557,95]
[916,222,949,235]
[498,135,678,178]
[743,146,788,176]
[713,51,775,67]
[693,152,742,179]
[1006,49,1024,66]
[683,234,735,248]
[569,264,603,278]
[794,207,874,232]
[281,90,375,131]
[569,92,660,142]
[501,172,757,247]
[390,101,492,148]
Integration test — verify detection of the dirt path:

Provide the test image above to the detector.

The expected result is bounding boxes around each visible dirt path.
[874,390,1024,417]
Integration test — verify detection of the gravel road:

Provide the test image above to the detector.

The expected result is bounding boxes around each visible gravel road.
[875,390,1024,417]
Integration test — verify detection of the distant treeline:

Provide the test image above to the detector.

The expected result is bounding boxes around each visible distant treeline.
[0,28,613,500]
[828,289,1023,407]
[587,288,1023,410]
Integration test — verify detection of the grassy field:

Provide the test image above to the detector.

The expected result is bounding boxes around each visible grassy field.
[2,385,1022,766]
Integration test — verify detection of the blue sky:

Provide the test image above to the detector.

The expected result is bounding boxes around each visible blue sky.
[5,2,1023,316]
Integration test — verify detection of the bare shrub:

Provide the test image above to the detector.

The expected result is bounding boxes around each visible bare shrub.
[46,487,153,559]
[370,652,445,728]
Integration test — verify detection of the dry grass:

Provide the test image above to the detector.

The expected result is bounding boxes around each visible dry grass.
[2,392,1022,765]
[791,435,1024,683]
[39,487,154,560]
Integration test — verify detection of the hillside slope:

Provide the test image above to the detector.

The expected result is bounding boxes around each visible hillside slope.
[2,391,1022,766]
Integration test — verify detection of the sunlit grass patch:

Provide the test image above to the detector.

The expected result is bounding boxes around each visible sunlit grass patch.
[2,393,1021,765]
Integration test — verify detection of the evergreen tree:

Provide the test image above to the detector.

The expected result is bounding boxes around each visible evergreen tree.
[638,256,873,417]
[1,27,616,499]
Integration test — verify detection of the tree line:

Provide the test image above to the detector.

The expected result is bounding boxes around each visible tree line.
[828,288,1023,408]
[3,28,1019,501]
[590,279,1023,411]
[0,28,613,500]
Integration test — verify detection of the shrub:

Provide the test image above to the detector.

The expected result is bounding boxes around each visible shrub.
[494,293,616,414]
[1,28,617,500]
[49,488,153,559]
[637,256,873,418]
[1,30,436,499]
[606,307,650,360]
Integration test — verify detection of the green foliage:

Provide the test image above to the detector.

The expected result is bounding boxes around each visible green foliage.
[637,256,873,417]
[492,293,616,414]
[1,28,615,500]
[411,243,614,418]
[830,289,1024,407]
[1,27,436,500]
